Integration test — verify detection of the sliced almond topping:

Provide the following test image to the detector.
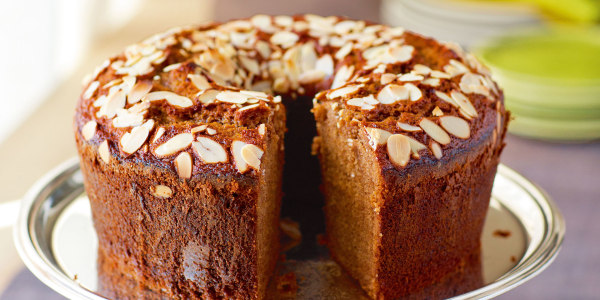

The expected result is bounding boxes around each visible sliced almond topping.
[112,111,143,129]
[206,128,217,135]
[412,64,431,75]
[152,127,165,143]
[197,89,219,104]
[121,124,150,154]
[241,144,264,170]
[380,73,396,85]
[163,63,181,72]
[258,124,266,136]
[432,106,444,117]
[450,90,478,118]
[406,136,427,157]
[83,81,100,100]
[188,74,212,91]
[397,73,424,82]
[405,83,422,101]
[99,90,126,119]
[377,84,409,104]
[270,31,299,48]
[420,118,451,145]
[347,95,378,110]
[430,70,451,79]
[193,137,228,164]
[175,152,192,179]
[387,45,414,63]
[422,78,440,86]
[154,133,194,157]
[397,122,421,132]
[387,134,411,167]
[335,43,353,60]
[315,54,334,76]
[127,81,152,104]
[216,91,250,104]
[255,40,272,58]
[98,140,110,163]
[239,56,260,75]
[440,116,470,139]
[365,127,391,150]
[299,70,326,84]
[192,136,227,164]
[431,141,443,159]
[331,65,354,89]
[301,43,318,72]
[232,141,248,173]
[327,84,361,99]
[435,91,458,107]
[460,73,490,97]
[82,120,97,141]
[191,125,207,133]
[145,91,193,108]
[152,185,172,198]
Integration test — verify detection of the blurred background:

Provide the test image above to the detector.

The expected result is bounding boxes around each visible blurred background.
[0,0,598,299]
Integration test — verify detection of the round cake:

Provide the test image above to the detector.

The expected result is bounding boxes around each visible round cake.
[74,14,508,299]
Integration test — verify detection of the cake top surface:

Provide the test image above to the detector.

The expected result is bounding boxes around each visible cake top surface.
[75,14,505,178]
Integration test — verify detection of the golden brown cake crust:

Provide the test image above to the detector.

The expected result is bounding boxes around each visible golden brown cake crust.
[74,14,508,299]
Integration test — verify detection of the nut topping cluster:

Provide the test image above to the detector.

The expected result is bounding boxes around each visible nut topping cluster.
[78,14,504,179]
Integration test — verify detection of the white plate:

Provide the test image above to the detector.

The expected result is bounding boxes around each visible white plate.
[14,158,565,299]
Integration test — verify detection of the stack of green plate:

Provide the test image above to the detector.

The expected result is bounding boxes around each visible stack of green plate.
[474,26,600,141]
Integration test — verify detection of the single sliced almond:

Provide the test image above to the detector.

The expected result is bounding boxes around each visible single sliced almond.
[270,31,299,48]
[435,91,458,107]
[83,81,100,100]
[299,70,326,84]
[315,54,334,76]
[148,126,163,143]
[232,141,248,173]
[206,128,217,135]
[188,74,212,91]
[327,84,361,99]
[82,120,97,141]
[152,185,172,198]
[331,65,354,89]
[440,116,470,139]
[420,118,451,145]
[450,90,478,118]
[241,144,264,170]
[175,152,192,179]
[100,90,126,118]
[191,125,207,133]
[431,141,443,159]
[98,140,110,163]
[397,73,424,82]
[121,125,150,154]
[335,43,353,60]
[406,136,427,156]
[193,137,228,164]
[380,73,396,85]
[377,84,409,104]
[154,133,194,157]
[387,134,411,167]
[365,127,391,149]
[258,124,266,136]
[432,106,444,117]
[405,83,422,101]
[145,91,193,108]
[239,56,261,75]
[397,122,421,132]
[216,91,250,104]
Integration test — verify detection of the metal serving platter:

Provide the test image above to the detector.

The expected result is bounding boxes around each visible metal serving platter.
[14,158,564,299]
